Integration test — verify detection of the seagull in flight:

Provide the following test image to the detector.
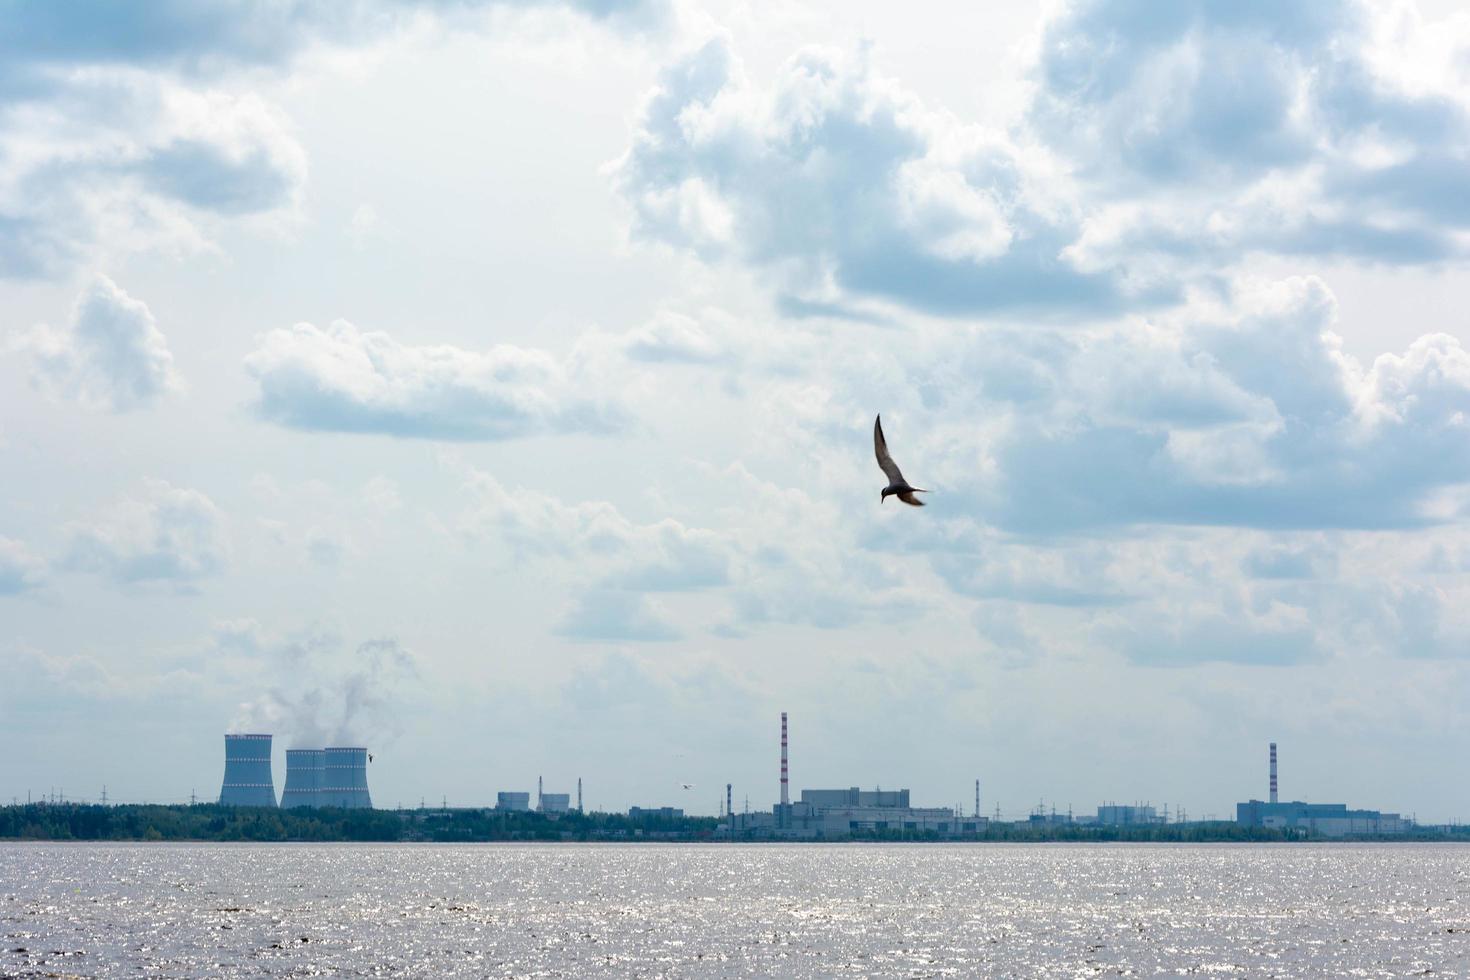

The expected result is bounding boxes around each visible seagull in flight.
[680,782,696,790]
[874,415,928,506]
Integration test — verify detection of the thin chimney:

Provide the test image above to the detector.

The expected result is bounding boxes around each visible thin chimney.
[1269,742,1278,804]
[780,712,789,807]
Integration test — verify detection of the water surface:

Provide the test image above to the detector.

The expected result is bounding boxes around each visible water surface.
[3,842,1468,977]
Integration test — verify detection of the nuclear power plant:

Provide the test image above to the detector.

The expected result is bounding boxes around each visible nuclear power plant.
[218,734,277,807]
[200,725,1418,838]
[217,736,372,809]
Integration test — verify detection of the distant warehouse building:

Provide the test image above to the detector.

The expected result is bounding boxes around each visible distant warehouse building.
[1096,804,1163,826]
[540,793,570,814]
[727,787,984,839]
[629,806,684,820]
[1236,800,1410,836]
[496,792,531,812]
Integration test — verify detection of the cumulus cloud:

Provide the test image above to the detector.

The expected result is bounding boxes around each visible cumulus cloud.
[65,480,229,586]
[245,319,624,440]
[611,36,1151,317]
[867,277,1470,533]
[0,537,46,594]
[0,0,665,278]
[12,276,181,410]
[1030,0,1470,268]
[0,73,308,277]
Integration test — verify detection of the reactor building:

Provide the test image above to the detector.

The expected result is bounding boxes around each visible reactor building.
[219,733,278,807]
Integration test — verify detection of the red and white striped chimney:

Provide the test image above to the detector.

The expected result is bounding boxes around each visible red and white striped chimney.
[1269,742,1278,804]
[780,711,789,807]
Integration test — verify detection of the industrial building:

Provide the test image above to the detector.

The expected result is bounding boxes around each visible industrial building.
[1236,799,1409,836]
[541,793,570,813]
[721,712,986,839]
[219,734,277,807]
[1095,804,1162,826]
[496,792,531,811]
[1235,742,1409,836]
[629,806,685,820]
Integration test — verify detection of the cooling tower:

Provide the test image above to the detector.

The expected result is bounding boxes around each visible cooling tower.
[280,748,324,808]
[319,746,372,808]
[219,733,277,807]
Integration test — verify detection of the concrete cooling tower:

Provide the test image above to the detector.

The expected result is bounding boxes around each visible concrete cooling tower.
[219,733,277,807]
[319,746,372,808]
[280,748,324,808]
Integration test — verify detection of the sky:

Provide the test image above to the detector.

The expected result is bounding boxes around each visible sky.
[4,0,1470,822]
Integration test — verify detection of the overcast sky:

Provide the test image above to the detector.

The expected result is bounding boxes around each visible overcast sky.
[5,0,1470,821]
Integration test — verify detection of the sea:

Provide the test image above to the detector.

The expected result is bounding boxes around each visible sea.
[3,842,1468,977]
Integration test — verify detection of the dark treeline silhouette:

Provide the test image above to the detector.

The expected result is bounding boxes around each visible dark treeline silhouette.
[0,803,717,842]
[3,804,1463,843]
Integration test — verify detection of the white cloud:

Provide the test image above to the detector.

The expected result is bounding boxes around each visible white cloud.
[65,480,229,586]
[0,0,666,279]
[1029,0,1470,268]
[611,36,1144,317]
[245,319,624,440]
[12,276,181,411]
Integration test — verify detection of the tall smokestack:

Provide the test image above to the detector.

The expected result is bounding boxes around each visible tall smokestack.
[975,779,980,819]
[538,775,543,811]
[1269,742,1278,803]
[577,777,583,814]
[727,783,733,822]
[780,712,789,807]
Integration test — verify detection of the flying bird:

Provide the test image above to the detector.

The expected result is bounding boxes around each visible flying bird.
[680,783,696,790]
[874,415,928,506]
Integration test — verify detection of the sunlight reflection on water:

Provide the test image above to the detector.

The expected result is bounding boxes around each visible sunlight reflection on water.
[2,842,1468,977]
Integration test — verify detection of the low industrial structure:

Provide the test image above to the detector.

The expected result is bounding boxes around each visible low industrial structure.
[496,792,531,811]
[629,806,685,820]
[1236,800,1409,836]
[1095,804,1163,826]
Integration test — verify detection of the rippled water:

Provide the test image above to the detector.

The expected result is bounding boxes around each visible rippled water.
[3,842,1469,977]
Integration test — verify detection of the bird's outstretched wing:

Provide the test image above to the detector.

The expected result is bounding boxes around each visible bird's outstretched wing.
[896,491,925,507]
[874,415,907,484]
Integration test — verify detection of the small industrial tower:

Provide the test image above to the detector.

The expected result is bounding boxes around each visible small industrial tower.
[219,733,277,807]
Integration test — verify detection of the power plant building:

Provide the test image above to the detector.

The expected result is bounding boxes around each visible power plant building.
[540,793,571,813]
[497,792,531,811]
[219,733,277,807]
[1234,742,1408,836]
[724,714,984,839]
[1236,800,1409,836]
